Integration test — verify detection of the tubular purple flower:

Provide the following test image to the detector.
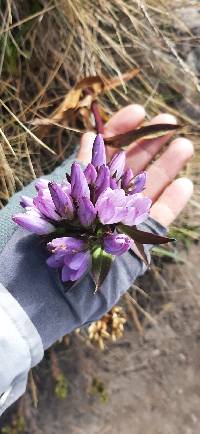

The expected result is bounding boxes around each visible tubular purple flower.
[48,182,74,219]
[84,163,97,185]
[129,172,147,194]
[77,196,96,227]
[47,237,87,254]
[122,194,152,226]
[35,178,50,192]
[95,188,127,224]
[95,165,110,199]
[12,209,55,235]
[33,190,61,221]
[62,251,90,281]
[103,233,131,256]
[109,152,126,180]
[121,168,134,189]
[20,195,34,208]
[91,134,106,168]
[71,162,90,201]
[110,177,119,190]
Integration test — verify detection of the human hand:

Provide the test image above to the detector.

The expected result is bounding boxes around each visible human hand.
[78,104,194,228]
[0,105,193,350]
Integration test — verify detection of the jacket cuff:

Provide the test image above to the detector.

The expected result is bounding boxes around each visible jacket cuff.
[0,283,43,416]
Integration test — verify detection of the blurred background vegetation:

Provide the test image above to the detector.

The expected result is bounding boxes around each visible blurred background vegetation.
[0,1,199,217]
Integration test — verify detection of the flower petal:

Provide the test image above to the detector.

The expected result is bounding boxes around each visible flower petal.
[12,210,55,235]
[122,195,152,226]
[77,196,96,227]
[48,182,74,219]
[95,165,111,199]
[84,163,97,185]
[103,233,131,256]
[91,134,106,168]
[130,172,147,194]
[109,152,126,180]
[47,237,87,254]
[20,195,34,208]
[95,188,127,224]
[71,162,90,201]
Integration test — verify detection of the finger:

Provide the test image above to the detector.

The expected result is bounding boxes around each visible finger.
[77,104,145,164]
[144,138,194,202]
[104,104,146,159]
[104,104,145,137]
[126,113,177,174]
[77,132,96,165]
[150,177,193,227]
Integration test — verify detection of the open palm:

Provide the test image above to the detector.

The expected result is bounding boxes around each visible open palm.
[78,104,193,228]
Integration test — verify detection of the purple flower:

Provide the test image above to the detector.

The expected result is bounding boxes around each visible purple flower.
[110,177,119,190]
[95,188,127,224]
[12,209,55,235]
[77,196,96,227]
[12,127,152,289]
[35,178,50,192]
[20,195,34,208]
[109,152,126,180]
[71,162,90,201]
[91,134,106,168]
[48,182,74,219]
[129,172,147,194]
[33,189,61,221]
[122,194,152,226]
[104,233,131,256]
[95,165,110,199]
[84,163,97,185]
[121,168,134,189]
[62,251,90,281]
[47,237,90,282]
[47,237,87,255]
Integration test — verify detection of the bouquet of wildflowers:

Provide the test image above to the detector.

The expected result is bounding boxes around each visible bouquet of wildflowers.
[13,94,174,290]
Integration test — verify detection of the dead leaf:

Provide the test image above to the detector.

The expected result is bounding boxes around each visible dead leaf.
[33,69,140,127]
[104,123,181,148]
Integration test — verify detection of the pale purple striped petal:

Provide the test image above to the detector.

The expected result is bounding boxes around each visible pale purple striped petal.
[12,210,55,235]
[109,152,126,180]
[91,134,106,168]
[71,162,90,201]
[77,196,96,227]
[48,182,74,219]
[104,233,131,255]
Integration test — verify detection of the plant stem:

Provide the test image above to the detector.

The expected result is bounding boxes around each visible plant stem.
[91,99,104,134]
[84,88,104,134]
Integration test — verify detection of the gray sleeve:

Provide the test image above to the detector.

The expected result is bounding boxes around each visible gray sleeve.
[0,216,166,350]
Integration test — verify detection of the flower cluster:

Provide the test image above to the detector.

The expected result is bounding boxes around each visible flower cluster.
[13,134,152,286]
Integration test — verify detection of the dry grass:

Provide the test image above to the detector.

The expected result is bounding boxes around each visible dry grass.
[0,0,199,222]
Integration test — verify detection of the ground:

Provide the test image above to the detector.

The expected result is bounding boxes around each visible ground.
[1,243,200,434]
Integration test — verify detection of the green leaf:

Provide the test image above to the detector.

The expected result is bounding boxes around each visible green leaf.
[104,123,181,148]
[118,224,174,245]
[92,246,113,291]
[152,246,185,263]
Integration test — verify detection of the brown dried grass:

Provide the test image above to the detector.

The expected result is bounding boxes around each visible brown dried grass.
[0,0,199,222]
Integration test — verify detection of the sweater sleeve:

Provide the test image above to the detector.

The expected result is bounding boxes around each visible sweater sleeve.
[0,284,43,416]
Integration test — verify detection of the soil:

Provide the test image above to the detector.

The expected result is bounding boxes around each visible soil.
[1,243,200,434]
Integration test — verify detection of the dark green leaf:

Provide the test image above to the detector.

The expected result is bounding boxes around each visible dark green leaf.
[91,246,113,291]
[118,224,175,245]
[131,242,150,266]
[104,123,181,148]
